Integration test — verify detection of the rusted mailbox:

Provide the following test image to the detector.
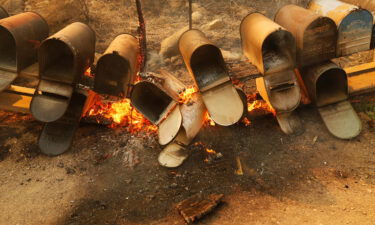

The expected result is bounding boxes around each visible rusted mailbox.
[94,34,139,97]
[179,29,244,126]
[301,62,362,139]
[130,72,206,168]
[30,22,95,123]
[275,4,338,67]
[241,12,302,135]
[0,12,49,92]
[309,0,373,56]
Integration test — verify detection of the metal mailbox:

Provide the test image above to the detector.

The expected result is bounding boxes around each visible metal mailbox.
[130,72,206,168]
[309,0,373,56]
[130,72,184,146]
[179,29,244,126]
[38,91,88,156]
[30,22,95,123]
[158,93,206,168]
[275,4,338,67]
[0,12,49,92]
[301,61,362,139]
[240,12,302,135]
[94,34,139,97]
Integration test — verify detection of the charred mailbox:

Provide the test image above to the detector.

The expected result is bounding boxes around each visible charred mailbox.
[30,22,95,123]
[240,12,302,135]
[309,0,373,57]
[179,29,244,126]
[0,12,48,92]
[94,34,139,97]
[275,4,338,67]
[301,62,362,139]
[130,72,206,168]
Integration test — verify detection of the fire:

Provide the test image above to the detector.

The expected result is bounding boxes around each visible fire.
[204,111,216,127]
[87,98,157,133]
[247,97,276,116]
[179,86,198,104]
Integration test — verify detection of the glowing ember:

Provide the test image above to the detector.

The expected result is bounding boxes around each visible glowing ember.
[193,142,222,163]
[204,112,216,127]
[242,117,251,126]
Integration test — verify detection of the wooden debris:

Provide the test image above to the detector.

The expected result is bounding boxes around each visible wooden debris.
[176,193,224,224]
[345,62,375,96]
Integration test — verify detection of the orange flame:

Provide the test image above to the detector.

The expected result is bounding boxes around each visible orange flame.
[179,86,198,104]
[87,98,157,133]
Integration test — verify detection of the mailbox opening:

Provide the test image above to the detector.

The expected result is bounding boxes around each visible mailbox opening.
[0,27,16,71]
[39,39,74,84]
[316,68,348,107]
[131,82,174,124]
[262,31,295,74]
[95,54,130,96]
[190,45,228,91]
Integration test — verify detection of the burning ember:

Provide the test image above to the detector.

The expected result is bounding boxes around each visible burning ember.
[193,142,223,163]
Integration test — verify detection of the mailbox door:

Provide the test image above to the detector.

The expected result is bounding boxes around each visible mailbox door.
[338,9,373,56]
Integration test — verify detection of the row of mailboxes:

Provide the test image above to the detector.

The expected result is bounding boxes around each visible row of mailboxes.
[0,10,96,155]
[308,0,374,57]
[239,2,364,139]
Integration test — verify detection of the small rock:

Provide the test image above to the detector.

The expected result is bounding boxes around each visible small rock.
[65,167,76,175]
[221,49,242,61]
[202,19,224,31]
[170,183,178,189]
[192,11,203,21]
[57,162,64,168]
[160,26,189,58]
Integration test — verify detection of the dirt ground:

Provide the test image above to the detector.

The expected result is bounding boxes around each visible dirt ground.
[1,0,375,225]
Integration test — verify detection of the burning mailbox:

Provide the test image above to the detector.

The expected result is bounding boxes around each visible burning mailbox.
[130,72,206,168]
[94,34,139,97]
[301,62,362,139]
[275,5,338,67]
[308,0,373,57]
[30,22,95,123]
[130,72,185,145]
[179,29,244,126]
[240,12,302,135]
[0,12,49,92]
